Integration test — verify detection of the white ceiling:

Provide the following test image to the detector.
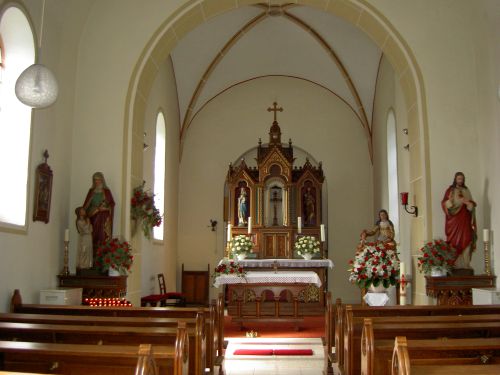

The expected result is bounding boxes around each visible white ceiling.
[171,5,382,130]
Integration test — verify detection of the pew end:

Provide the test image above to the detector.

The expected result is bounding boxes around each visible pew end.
[391,337,410,375]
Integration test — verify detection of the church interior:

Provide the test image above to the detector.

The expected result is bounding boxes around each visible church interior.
[0,1,500,374]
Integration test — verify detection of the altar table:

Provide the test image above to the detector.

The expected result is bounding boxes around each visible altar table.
[214,271,322,328]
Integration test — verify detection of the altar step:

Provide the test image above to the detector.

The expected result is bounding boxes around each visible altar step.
[224,337,324,375]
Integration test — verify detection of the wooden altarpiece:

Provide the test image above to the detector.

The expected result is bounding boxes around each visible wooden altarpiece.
[225,108,327,314]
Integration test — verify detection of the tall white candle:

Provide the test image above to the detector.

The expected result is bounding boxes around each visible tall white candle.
[297,217,302,234]
[484,228,490,242]
[64,229,69,242]
[320,224,325,242]
[227,224,232,242]
[399,261,406,305]
[248,217,252,234]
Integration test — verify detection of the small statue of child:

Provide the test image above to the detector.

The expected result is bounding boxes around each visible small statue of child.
[75,206,93,269]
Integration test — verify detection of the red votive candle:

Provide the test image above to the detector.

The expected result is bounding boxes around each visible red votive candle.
[400,192,409,206]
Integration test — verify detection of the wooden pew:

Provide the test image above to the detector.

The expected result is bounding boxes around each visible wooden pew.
[0,323,189,375]
[362,318,500,375]
[0,315,204,375]
[346,316,500,375]
[10,290,225,374]
[335,302,500,374]
[392,336,500,375]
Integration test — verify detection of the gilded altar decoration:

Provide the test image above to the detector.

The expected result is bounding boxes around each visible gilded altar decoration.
[349,242,400,289]
[131,182,162,239]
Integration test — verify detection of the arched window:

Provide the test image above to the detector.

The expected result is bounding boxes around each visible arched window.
[0,6,35,228]
[153,111,166,240]
[386,109,399,240]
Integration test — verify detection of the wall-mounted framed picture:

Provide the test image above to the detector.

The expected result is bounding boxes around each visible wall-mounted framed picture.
[33,150,53,223]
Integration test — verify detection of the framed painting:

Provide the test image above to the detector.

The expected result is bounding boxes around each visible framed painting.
[33,151,53,223]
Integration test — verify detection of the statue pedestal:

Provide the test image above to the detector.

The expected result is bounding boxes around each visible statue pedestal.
[425,274,496,305]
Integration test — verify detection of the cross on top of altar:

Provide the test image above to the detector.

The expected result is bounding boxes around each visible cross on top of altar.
[267,101,283,122]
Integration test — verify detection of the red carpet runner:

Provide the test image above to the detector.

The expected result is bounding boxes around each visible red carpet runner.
[233,349,314,356]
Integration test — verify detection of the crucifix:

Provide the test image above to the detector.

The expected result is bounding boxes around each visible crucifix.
[267,101,283,122]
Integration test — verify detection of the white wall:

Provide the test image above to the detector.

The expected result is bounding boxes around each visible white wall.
[141,57,180,295]
[0,0,92,310]
[178,76,373,303]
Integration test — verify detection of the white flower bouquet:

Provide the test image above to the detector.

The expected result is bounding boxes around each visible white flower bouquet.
[230,234,253,257]
[294,235,321,259]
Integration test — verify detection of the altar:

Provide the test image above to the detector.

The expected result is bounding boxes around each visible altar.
[214,270,323,328]
[222,106,331,317]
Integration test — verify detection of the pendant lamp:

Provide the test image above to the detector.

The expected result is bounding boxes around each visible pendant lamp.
[15,0,58,108]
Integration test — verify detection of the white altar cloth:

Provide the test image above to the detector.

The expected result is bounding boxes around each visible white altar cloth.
[213,271,322,288]
[220,258,334,269]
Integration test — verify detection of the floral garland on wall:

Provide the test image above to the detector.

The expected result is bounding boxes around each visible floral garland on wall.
[131,183,162,239]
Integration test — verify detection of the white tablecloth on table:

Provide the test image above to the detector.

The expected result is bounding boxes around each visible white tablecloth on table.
[213,271,322,288]
[220,258,334,269]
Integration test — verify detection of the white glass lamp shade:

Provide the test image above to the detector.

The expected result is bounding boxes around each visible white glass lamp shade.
[15,63,58,108]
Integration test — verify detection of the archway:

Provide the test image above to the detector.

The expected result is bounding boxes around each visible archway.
[124,0,430,304]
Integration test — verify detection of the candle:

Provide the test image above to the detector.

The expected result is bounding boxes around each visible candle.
[399,261,406,305]
[484,229,490,242]
[320,224,325,242]
[227,224,232,242]
[64,229,69,242]
[400,192,409,206]
[298,217,302,234]
[248,217,252,234]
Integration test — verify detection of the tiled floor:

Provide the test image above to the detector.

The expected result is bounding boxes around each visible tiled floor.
[224,337,324,375]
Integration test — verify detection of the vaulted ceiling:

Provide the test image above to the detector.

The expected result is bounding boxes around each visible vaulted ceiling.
[171,4,382,139]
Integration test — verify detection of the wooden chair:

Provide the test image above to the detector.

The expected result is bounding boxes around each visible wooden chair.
[182,264,210,306]
[141,273,185,307]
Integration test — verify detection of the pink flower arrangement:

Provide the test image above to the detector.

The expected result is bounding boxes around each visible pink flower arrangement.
[131,183,162,238]
[417,239,456,274]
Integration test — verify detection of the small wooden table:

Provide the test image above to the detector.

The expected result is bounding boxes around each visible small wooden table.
[58,274,127,300]
[214,271,321,329]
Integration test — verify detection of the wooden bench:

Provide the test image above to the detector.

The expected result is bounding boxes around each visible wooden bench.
[344,316,500,375]
[10,289,224,374]
[0,316,205,375]
[333,302,500,374]
[362,318,500,375]
[392,336,500,375]
[0,323,188,375]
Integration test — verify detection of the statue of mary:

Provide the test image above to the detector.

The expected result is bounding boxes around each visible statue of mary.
[237,188,248,226]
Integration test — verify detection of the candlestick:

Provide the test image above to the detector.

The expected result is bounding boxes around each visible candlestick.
[484,236,492,276]
[61,240,70,276]
[320,224,325,242]
[64,228,69,242]
[483,228,490,242]
[248,217,252,234]
[297,217,302,234]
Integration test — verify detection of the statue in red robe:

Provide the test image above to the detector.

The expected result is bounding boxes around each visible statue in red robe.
[83,172,115,261]
[441,172,476,269]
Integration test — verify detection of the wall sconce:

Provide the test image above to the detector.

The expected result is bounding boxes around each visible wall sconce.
[209,219,217,231]
[403,144,410,151]
[143,132,149,151]
[403,128,408,135]
[400,192,418,217]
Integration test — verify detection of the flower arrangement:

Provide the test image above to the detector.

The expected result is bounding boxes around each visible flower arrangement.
[348,242,399,289]
[212,259,246,284]
[230,235,253,258]
[417,239,456,274]
[94,238,134,275]
[131,183,162,239]
[294,235,321,259]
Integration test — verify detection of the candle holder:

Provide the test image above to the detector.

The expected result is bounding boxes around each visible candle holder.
[61,240,70,276]
[484,240,492,276]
